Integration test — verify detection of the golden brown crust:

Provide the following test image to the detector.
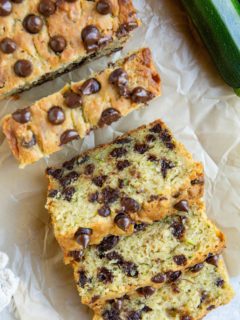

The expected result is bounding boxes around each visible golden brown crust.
[0,0,140,100]
[2,48,160,167]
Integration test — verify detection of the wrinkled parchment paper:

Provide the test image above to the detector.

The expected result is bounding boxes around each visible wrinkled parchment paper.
[0,0,240,318]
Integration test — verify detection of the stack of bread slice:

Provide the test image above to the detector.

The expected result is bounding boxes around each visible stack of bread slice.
[46,120,234,319]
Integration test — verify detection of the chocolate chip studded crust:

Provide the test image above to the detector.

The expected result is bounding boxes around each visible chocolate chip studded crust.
[72,200,225,309]
[0,0,140,100]
[46,119,204,263]
[2,48,160,167]
[93,259,234,320]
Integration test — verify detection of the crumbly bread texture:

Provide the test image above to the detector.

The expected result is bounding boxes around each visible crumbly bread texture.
[45,120,204,262]
[72,201,225,308]
[0,0,140,99]
[2,48,160,167]
[93,259,234,320]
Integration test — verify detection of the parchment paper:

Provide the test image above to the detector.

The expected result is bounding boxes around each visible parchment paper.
[0,0,240,318]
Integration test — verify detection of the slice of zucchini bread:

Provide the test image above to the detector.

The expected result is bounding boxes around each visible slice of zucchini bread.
[72,200,225,308]
[2,48,160,167]
[0,0,140,99]
[93,258,234,320]
[45,120,204,261]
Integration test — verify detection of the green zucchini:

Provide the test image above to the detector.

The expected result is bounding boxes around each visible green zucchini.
[181,0,240,95]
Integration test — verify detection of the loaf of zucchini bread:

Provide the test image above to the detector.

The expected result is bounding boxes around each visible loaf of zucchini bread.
[72,200,225,308]
[2,48,160,167]
[0,0,140,99]
[46,120,204,262]
[93,258,234,320]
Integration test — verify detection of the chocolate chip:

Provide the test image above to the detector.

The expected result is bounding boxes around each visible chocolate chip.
[191,178,204,185]
[189,263,204,273]
[118,179,124,189]
[47,106,65,125]
[102,309,121,320]
[207,305,215,311]
[80,78,101,95]
[88,191,99,203]
[121,197,140,213]
[131,87,154,103]
[98,205,111,217]
[77,155,89,165]
[98,108,121,127]
[21,134,36,148]
[84,163,95,175]
[101,187,119,204]
[106,251,123,262]
[134,223,148,232]
[215,278,224,287]
[166,270,182,282]
[134,143,149,154]
[14,60,33,77]
[96,0,112,14]
[127,311,141,320]
[60,171,79,187]
[151,273,166,283]
[109,68,128,86]
[65,0,77,2]
[62,157,77,170]
[200,291,208,304]
[62,186,75,201]
[160,129,175,149]
[49,35,67,53]
[114,213,131,231]
[148,154,158,162]
[161,158,175,179]
[150,123,162,133]
[117,21,138,38]
[171,283,180,293]
[78,271,88,288]
[11,0,24,2]
[0,38,17,54]
[74,227,92,248]
[38,0,56,16]
[121,261,138,277]
[173,254,187,266]
[170,218,185,240]
[75,227,92,235]
[174,200,189,212]
[23,14,43,34]
[206,254,219,267]
[12,107,31,124]
[46,167,63,179]
[112,299,123,311]
[181,315,192,320]
[48,189,58,198]
[81,25,101,52]
[142,306,152,313]
[115,137,131,145]
[110,147,127,158]
[64,90,83,108]
[136,286,155,297]
[98,235,119,252]
[60,130,79,145]
[91,295,100,303]
[116,160,130,171]
[97,267,113,283]
[68,250,83,262]
[145,134,156,142]
[92,175,107,187]
[0,0,12,16]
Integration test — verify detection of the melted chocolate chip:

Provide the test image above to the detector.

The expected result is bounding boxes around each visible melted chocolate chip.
[14,60,33,77]
[109,68,128,87]
[12,107,31,124]
[174,200,189,212]
[98,205,111,217]
[150,123,162,133]
[189,263,204,273]
[77,155,89,165]
[96,0,112,14]
[48,189,58,198]
[98,267,113,283]
[80,78,101,96]
[60,130,79,145]
[81,25,101,52]
[68,250,83,262]
[60,171,79,187]
[148,154,158,162]
[121,261,138,277]
[47,106,65,125]
[0,0,12,16]
[134,223,148,232]
[38,0,56,17]
[0,38,17,54]
[166,270,182,282]
[98,235,119,252]
[131,87,154,103]
[49,35,67,53]
[121,197,140,213]
[91,295,100,303]
[46,167,63,179]
[206,254,219,267]
[98,108,121,127]
[142,306,152,313]
[21,134,36,148]
[11,0,24,2]
[118,179,124,189]
[170,218,185,240]
[117,21,138,38]
[78,271,88,288]
[110,147,127,158]
[134,143,149,154]
[151,273,167,283]
[62,186,76,201]
[92,175,107,187]
[161,158,175,179]
[207,305,215,311]
[136,286,155,297]
[173,254,187,266]
[64,90,83,108]
[74,227,92,248]
[116,160,130,171]
[145,134,156,142]
[160,129,175,149]
[84,163,95,175]
[115,137,131,145]
[127,311,141,320]
[114,213,131,231]
[102,309,121,320]
[191,178,204,185]
[101,187,119,204]
[215,278,224,287]
[106,251,123,262]
[23,14,43,34]
[62,157,77,170]
[200,291,209,305]
[181,315,192,320]
[88,191,99,203]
